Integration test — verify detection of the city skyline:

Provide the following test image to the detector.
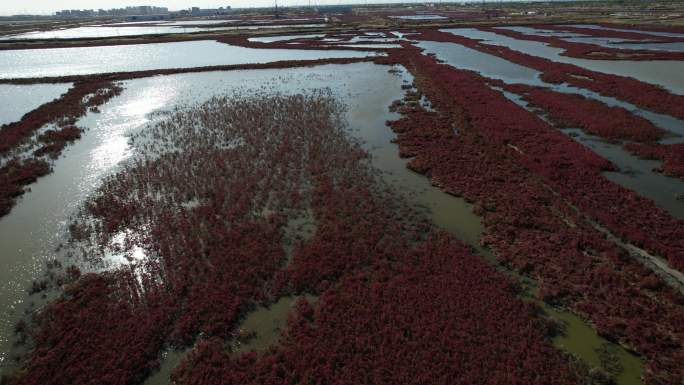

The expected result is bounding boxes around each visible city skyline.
[1,0,452,16]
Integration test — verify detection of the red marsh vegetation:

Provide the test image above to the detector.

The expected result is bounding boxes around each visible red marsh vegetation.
[0,80,122,219]
[0,158,50,217]
[415,29,684,122]
[3,29,684,385]
[0,81,121,155]
[598,23,684,35]
[535,24,684,43]
[216,33,395,52]
[480,26,684,61]
[0,57,375,85]
[0,57,382,220]
[625,142,684,181]
[6,93,587,385]
[379,44,684,385]
[490,81,667,142]
[171,234,583,385]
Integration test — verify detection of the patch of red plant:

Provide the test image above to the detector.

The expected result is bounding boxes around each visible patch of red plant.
[216,34,392,52]
[492,81,666,142]
[414,29,684,122]
[625,142,684,180]
[7,93,585,385]
[0,81,122,219]
[380,43,684,385]
[9,272,175,385]
[0,57,375,85]
[536,24,684,42]
[0,158,51,216]
[480,26,684,61]
[171,234,582,385]
[33,126,82,158]
[0,81,120,154]
[599,23,684,35]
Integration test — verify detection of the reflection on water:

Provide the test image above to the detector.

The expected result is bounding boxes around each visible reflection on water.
[0,58,653,385]
[142,348,189,385]
[3,26,225,40]
[0,83,71,126]
[0,63,432,372]
[0,73,174,369]
[417,40,544,84]
[416,39,684,140]
[546,306,644,385]
[248,34,324,43]
[502,25,684,53]
[443,28,684,95]
[0,40,381,79]
[572,24,684,39]
[571,128,684,220]
[496,87,684,220]
[390,15,448,20]
[233,296,316,354]
[2,24,327,40]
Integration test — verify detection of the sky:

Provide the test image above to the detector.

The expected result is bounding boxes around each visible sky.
[1,0,457,16]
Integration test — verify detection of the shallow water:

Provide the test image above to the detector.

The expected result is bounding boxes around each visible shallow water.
[416,39,684,139]
[570,129,684,220]
[572,24,684,39]
[497,89,684,220]
[546,306,643,385]
[349,36,400,43]
[568,37,684,52]
[390,15,448,20]
[503,26,684,52]
[233,295,317,354]
[0,62,471,373]
[443,28,684,95]
[0,83,71,125]
[164,20,239,26]
[2,24,327,40]
[0,60,648,385]
[417,40,545,85]
[0,40,380,79]
[248,34,324,43]
[337,44,402,48]
[2,26,229,40]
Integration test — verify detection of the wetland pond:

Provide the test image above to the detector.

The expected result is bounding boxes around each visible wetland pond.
[416,39,684,221]
[443,27,684,95]
[0,58,645,385]
[1,23,327,40]
[0,40,380,79]
[503,26,684,53]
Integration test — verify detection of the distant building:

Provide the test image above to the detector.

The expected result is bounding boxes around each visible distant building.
[189,6,232,16]
[56,6,169,18]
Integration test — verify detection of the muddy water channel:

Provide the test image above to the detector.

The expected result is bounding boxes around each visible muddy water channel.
[0,62,644,384]
[417,40,684,221]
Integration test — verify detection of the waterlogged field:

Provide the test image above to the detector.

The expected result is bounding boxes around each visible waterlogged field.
[1,23,327,40]
[0,41,380,79]
[0,22,683,385]
[443,28,684,94]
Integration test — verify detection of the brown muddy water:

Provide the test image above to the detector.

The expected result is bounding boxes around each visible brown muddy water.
[0,62,644,385]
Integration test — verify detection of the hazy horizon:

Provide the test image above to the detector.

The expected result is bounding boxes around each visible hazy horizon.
[0,0,513,17]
